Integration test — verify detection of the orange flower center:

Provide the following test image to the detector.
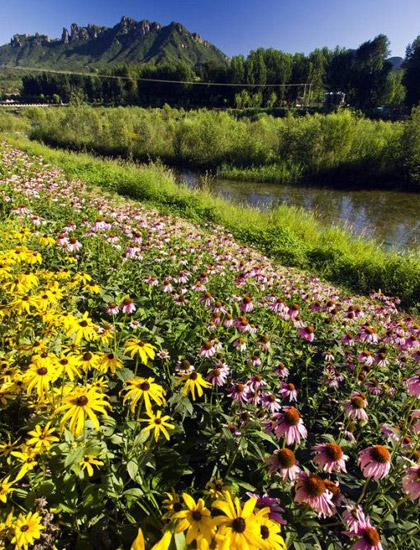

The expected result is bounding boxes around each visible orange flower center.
[370,445,390,464]
[284,407,300,426]
[324,443,343,461]
[304,475,326,497]
[363,527,380,545]
[276,448,296,468]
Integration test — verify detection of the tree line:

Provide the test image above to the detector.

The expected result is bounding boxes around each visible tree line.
[20,34,420,111]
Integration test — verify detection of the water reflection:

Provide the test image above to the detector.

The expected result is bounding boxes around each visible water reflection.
[176,170,420,250]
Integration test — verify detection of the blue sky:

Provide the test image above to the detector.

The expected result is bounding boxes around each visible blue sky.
[1,0,419,57]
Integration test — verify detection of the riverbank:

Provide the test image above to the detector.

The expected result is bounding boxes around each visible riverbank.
[7,105,420,190]
[3,133,419,308]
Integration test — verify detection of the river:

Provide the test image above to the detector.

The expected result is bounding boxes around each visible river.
[176,170,419,250]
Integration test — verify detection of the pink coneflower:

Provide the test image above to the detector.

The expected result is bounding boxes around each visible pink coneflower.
[343,504,368,533]
[223,313,234,327]
[358,350,374,367]
[288,303,300,319]
[268,297,288,316]
[312,442,348,473]
[207,363,230,386]
[213,300,227,314]
[402,465,420,501]
[259,334,271,352]
[232,337,247,351]
[358,325,378,344]
[144,276,158,286]
[294,472,335,518]
[240,295,254,313]
[157,350,170,360]
[199,291,213,307]
[248,374,266,391]
[121,298,136,314]
[266,448,300,481]
[176,359,194,375]
[106,303,120,315]
[234,316,251,333]
[342,333,355,345]
[406,374,420,398]
[261,392,281,413]
[162,276,173,293]
[374,349,388,367]
[299,325,315,342]
[66,236,82,253]
[344,393,368,421]
[129,320,141,329]
[412,410,420,433]
[274,363,289,378]
[246,494,286,525]
[228,383,248,402]
[273,406,307,445]
[351,521,383,550]
[279,382,298,402]
[380,423,400,442]
[358,445,391,480]
[200,340,217,358]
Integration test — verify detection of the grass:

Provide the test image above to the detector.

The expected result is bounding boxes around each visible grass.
[3,133,419,309]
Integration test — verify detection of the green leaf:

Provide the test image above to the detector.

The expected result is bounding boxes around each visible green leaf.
[127,460,139,480]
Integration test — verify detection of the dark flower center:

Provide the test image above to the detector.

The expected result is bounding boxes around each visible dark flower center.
[20,525,29,532]
[79,320,88,328]
[370,445,390,464]
[75,395,89,406]
[363,527,380,545]
[276,448,296,468]
[351,397,365,409]
[232,517,246,533]
[37,367,48,375]
[283,407,300,426]
[304,475,326,497]
[260,525,270,539]
[140,382,150,391]
[324,443,343,461]
[192,510,202,521]
[189,372,198,381]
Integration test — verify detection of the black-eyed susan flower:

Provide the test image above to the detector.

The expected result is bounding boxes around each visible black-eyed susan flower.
[56,354,80,381]
[23,357,58,400]
[66,312,98,345]
[99,351,123,374]
[12,446,39,480]
[254,511,287,550]
[140,410,175,442]
[124,339,156,365]
[123,377,166,413]
[0,476,15,504]
[26,422,59,452]
[54,385,110,437]
[178,371,212,401]
[11,511,44,549]
[212,491,262,550]
[173,493,215,547]
[80,454,104,477]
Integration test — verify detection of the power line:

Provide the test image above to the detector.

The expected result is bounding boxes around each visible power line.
[0,65,310,88]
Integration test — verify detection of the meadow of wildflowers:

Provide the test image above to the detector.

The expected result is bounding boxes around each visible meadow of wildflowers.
[0,142,418,549]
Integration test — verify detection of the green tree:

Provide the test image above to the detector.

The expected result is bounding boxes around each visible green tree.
[403,36,420,107]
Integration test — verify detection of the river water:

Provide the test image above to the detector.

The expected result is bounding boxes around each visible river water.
[176,170,419,250]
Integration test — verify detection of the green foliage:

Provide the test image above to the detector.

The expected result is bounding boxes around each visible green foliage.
[14,105,417,188]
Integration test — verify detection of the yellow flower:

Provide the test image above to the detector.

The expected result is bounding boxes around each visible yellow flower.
[212,491,262,550]
[140,410,175,442]
[124,339,156,365]
[56,354,81,381]
[66,312,98,345]
[162,490,183,518]
[255,513,287,550]
[0,475,15,504]
[38,234,55,247]
[99,352,123,374]
[12,447,39,480]
[23,356,58,400]
[179,371,212,401]
[0,435,21,457]
[174,493,215,547]
[55,385,110,437]
[131,527,145,550]
[73,350,101,372]
[83,280,101,294]
[206,479,230,500]
[80,454,104,477]
[123,377,166,413]
[12,511,44,549]
[26,422,59,451]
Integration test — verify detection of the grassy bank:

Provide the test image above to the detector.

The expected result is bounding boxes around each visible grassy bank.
[10,105,420,189]
[4,133,419,308]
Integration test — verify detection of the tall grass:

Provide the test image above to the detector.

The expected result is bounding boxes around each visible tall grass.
[4,134,419,308]
[16,105,420,188]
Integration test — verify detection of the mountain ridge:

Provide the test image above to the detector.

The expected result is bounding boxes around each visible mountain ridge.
[0,16,227,69]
